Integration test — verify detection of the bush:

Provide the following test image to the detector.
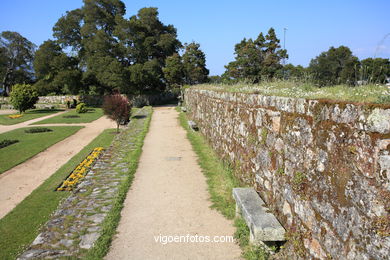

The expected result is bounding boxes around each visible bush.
[9,84,39,113]
[24,127,53,133]
[76,102,87,113]
[62,115,80,118]
[102,94,132,132]
[0,139,19,149]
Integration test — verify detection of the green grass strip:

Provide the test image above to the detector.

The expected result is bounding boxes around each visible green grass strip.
[0,126,83,174]
[0,109,63,125]
[0,128,117,260]
[177,106,240,219]
[178,107,270,260]
[85,106,153,259]
[33,108,103,124]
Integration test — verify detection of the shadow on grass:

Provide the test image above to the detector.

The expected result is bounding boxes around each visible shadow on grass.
[132,115,146,119]
[26,109,64,114]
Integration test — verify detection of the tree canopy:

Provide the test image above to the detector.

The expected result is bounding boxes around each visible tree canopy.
[33,40,81,95]
[50,1,184,95]
[0,31,36,95]
[182,42,209,85]
[223,28,287,83]
[308,46,359,86]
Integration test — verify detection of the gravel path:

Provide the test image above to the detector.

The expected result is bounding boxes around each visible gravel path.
[0,116,115,219]
[106,106,241,260]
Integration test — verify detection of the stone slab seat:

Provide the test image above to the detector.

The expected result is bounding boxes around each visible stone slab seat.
[233,188,286,244]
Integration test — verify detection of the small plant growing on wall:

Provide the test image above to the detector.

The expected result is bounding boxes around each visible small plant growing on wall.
[102,93,132,133]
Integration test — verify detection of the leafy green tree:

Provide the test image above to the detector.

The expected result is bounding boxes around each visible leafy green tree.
[223,28,287,82]
[52,3,181,94]
[0,31,35,95]
[115,7,181,93]
[53,9,83,51]
[209,75,222,83]
[261,28,288,79]
[163,53,184,88]
[223,38,263,82]
[277,64,307,80]
[309,46,359,86]
[182,42,209,84]
[34,40,82,95]
[9,83,39,113]
[360,58,390,84]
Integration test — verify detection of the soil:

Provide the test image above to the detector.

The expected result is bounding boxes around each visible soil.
[106,106,241,260]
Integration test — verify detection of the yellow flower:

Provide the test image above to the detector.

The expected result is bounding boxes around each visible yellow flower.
[8,114,23,119]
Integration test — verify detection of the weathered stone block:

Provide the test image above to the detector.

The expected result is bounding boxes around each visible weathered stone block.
[233,188,286,242]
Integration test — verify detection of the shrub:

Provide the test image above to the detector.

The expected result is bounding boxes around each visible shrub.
[102,94,132,133]
[9,84,39,114]
[62,115,80,118]
[76,102,87,113]
[0,139,19,149]
[24,127,53,133]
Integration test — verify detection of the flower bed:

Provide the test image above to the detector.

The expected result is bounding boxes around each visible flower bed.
[8,114,22,119]
[0,139,19,149]
[57,147,104,191]
[24,127,53,133]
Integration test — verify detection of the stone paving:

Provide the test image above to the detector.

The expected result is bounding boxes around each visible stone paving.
[18,107,151,259]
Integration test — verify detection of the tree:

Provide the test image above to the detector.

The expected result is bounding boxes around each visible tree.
[223,28,287,82]
[163,53,184,88]
[277,64,307,80]
[102,93,131,133]
[53,9,83,51]
[309,46,359,86]
[360,58,390,84]
[115,7,182,93]
[9,83,39,113]
[182,42,209,84]
[52,3,182,95]
[34,40,82,95]
[223,38,263,82]
[0,31,35,95]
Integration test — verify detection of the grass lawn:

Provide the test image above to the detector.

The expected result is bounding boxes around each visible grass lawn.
[0,109,63,125]
[194,81,390,104]
[33,108,104,124]
[0,126,83,174]
[0,128,117,260]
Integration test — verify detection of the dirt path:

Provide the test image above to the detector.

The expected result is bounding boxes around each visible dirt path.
[0,110,68,134]
[0,116,115,219]
[106,106,241,260]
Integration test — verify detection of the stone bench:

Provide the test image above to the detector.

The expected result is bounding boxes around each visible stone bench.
[188,120,198,131]
[233,188,286,244]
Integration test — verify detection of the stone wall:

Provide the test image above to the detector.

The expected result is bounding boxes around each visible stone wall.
[184,88,390,259]
[0,93,176,109]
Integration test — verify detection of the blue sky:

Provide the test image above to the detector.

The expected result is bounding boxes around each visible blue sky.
[0,0,389,75]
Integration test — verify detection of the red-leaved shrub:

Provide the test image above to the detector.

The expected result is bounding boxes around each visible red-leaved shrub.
[102,94,132,132]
